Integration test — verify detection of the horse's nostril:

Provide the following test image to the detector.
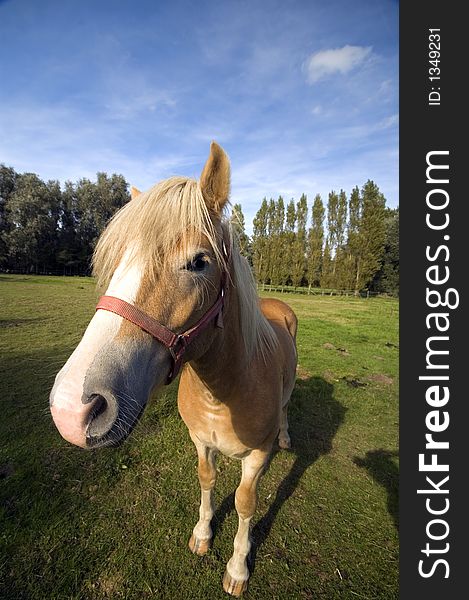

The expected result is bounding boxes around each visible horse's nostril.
[86,392,118,440]
[87,394,108,421]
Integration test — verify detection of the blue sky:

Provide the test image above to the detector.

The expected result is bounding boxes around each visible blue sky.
[0,0,398,233]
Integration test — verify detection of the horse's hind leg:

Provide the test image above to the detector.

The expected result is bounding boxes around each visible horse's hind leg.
[188,433,217,556]
[223,448,268,596]
[278,402,291,449]
[278,380,294,449]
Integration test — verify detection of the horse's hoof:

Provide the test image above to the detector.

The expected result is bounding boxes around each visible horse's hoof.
[223,570,248,596]
[189,534,211,556]
[278,435,291,449]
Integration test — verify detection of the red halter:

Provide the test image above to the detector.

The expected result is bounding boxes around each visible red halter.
[96,267,227,384]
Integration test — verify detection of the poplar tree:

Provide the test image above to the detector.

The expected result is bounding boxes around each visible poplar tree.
[333,189,348,288]
[321,240,333,288]
[252,198,269,283]
[355,180,387,290]
[337,190,348,247]
[231,203,250,260]
[265,198,277,283]
[307,194,324,287]
[345,185,362,291]
[270,196,285,285]
[282,199,296,285]
[327,191,339,248]
[326,191,338,285]
[291,193,308,287]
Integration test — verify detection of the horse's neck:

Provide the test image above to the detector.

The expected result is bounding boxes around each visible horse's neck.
[189,282,247,392]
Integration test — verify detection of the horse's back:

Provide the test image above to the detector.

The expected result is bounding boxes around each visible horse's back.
[259,297,298,341]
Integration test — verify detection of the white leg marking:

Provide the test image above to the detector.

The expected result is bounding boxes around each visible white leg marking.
[225,450,268,588]
[189,434,217,554]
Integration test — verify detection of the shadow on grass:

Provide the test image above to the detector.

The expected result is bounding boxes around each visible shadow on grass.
[0,348,131,599]
[0,317,45,328]
[212,376,346,573]
[2,345,344,596]
[354,449,399,530]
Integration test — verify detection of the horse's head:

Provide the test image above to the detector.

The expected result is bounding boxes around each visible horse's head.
[50,142,231,448]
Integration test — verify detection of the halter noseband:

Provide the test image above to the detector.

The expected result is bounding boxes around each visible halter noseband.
[95,248,229,384]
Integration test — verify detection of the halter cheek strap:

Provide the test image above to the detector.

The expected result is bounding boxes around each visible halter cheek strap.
[95,282,225,385]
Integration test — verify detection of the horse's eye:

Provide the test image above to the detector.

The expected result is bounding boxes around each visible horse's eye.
[186,253,209,272]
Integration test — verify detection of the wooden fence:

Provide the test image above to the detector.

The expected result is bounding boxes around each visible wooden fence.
[256,283,393,298]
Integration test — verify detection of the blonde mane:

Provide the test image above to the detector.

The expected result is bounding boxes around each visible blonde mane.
[93,176,277,361]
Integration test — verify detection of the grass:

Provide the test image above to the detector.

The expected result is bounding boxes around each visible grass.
[0,274,398,600]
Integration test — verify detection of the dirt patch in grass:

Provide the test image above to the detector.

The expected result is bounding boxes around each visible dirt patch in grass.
[296,365,311,380]
[86,572,125,599]
[0,318,44,328]
[368,374,394,385]
[323,370,338,383]
[323,342,350,355]
[341,376,367,388]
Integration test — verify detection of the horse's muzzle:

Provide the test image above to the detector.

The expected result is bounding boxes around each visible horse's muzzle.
[50,336,170,449]
[82,388,146,448]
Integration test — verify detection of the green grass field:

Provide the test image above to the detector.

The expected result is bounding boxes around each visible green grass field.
[0,275,398,600]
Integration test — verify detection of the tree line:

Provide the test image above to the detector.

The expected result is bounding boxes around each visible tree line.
[232,181,399,296]
[0,164,398,295]
[0,165,129,274]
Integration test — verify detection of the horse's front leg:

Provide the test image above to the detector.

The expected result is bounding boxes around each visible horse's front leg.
[188,433,217,556]
[223,449,269,597]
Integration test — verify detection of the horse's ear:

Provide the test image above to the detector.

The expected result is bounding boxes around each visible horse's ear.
[200,141,230,214]
[130,186,142,200]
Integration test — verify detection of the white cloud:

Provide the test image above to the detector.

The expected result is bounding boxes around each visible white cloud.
[304,45,372,84]
[380,113,399,129]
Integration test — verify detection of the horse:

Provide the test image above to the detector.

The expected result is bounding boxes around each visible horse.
[50,142,298,596]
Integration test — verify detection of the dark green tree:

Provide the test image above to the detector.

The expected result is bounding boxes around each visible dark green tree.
[355,180,387,290]
[2,173,61,271]
[72,173,129,271]
[56,180,81,272]
[371,207,399,295]
[0,165,19,267]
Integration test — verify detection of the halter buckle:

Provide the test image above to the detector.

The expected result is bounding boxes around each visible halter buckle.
[169,334,187,362]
